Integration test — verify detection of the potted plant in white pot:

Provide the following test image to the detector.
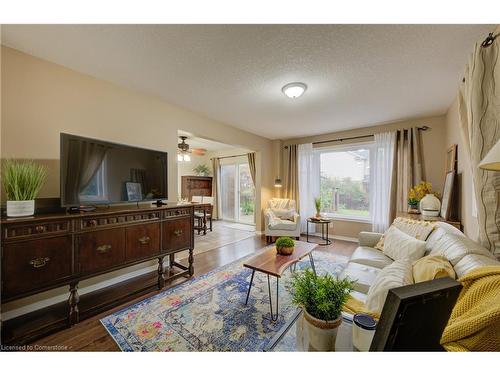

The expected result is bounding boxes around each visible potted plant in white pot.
[2,160,47,217]
[290,269,354,351]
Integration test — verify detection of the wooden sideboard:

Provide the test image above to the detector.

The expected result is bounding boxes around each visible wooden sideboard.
[181,175,212,201]
[1,203,195,345]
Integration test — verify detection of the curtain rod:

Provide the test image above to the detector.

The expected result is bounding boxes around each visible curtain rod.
[284,126,429,148]
[210,153,248,160]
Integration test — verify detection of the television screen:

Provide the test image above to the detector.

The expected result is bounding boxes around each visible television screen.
[60,133,168,207]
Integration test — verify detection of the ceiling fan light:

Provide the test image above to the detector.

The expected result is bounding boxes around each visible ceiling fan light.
[184,154,191,162]
[282,82,307,99]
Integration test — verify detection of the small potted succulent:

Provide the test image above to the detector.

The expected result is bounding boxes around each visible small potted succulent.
[290,269,354,351]
[2,160,47,217]
[275,236,295,255]
[193,164,211,176]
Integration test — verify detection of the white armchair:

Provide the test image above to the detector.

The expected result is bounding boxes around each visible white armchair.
[264,198,301,242]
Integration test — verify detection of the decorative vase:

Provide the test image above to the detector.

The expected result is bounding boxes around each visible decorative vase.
[420,193,441,217]
[7,200,35,217]
[296,310,342,351]
[276,245,295,255]
[315,211,321,219]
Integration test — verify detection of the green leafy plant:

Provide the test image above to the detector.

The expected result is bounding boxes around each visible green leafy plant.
[2,160,47,201]
[314,197,321,213]
[241,200,254,215]
[276,236,295,248]
[289,269,354,321]
[193,164,211,176]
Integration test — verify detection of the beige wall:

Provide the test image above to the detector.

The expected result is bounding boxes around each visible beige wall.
[445,96,479,239]
[282,115,448,237]
[1,46,274,231]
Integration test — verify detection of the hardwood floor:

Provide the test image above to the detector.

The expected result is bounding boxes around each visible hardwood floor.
[30,234,357,351]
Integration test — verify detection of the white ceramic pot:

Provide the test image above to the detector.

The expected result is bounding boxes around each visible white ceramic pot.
[6,200,35,217]
[296,310,342,351]
[419,193,441,217]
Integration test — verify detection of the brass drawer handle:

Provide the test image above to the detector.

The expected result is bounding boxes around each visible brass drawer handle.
[138,236,151,245]
[173,229,183,237]
[96,244,112,254]
[29,257,50,268]
[35,225,46,233]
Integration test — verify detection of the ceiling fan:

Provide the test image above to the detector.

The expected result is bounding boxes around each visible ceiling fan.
[177,136,206,161]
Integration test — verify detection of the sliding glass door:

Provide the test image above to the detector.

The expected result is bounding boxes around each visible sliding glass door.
[220,161,255,224]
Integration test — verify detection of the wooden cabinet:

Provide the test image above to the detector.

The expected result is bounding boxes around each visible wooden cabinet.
[2,236,73,298]
[163,217,192,253]
[125,222,161,261]
[1,203,195,345]
[181,175,212,200]
[78,228,126,273]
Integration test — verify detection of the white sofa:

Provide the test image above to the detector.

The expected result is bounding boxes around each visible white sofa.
[264,198,301,242]
[340,221,500,304]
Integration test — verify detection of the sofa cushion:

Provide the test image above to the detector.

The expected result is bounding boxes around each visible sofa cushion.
[425,222,465,253]
[270,208,295,220]
[340,262,381,294]
[429,233,497,266]
[349,246,394,269]
[412,255,455,283]
[365,259,414,314]
[268,218,297,230]
[454,254,500,278]
[374,217,437,251]
[383,226,426,262]
[350,290,368,303]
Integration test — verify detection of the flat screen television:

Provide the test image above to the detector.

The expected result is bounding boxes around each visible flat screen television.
[60,133,168,207]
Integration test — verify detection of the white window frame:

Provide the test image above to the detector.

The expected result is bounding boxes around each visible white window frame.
[79,157,108,202]
[316,141,373,223]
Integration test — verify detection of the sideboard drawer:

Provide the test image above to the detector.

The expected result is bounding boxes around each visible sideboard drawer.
[2,236,72,297]
[125,222,160,261]
[163,217,192,252]
[77,228,125,273]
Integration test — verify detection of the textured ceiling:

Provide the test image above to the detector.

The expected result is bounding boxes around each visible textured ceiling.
[1,24,493,139]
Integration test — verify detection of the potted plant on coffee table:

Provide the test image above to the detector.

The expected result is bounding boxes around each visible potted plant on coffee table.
[2,160,47,217]
[290,269,354,351]
[275,236,295,255]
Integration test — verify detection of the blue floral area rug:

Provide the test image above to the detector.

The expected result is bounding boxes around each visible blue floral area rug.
[100,248,346,352]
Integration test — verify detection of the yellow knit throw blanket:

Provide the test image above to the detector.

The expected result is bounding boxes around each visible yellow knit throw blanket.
[440,266,500,352]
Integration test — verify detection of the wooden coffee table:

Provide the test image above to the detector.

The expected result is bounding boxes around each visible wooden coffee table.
[243,241,317,321]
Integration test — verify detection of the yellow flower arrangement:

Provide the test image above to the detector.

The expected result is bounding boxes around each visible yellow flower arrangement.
[408,181,439,205]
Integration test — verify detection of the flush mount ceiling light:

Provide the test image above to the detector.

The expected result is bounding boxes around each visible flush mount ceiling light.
[282,82,307,99]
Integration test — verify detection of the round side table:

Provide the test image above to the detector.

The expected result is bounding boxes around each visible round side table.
[306,217,333,245]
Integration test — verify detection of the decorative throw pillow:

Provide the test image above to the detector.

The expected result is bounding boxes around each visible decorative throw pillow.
[382,226,426,262]
[454,254,500,278]
[412,255,455,283]
[271,208,295,220]
[365,259,414,314]
[429,232,497,266]
[374,217,436,251]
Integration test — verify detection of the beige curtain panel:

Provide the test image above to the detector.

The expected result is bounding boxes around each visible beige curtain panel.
[247,152,256,186]
[283,144,299,206]
[389,127,424,221]
[459,30,500,256]
[211,157,221,220]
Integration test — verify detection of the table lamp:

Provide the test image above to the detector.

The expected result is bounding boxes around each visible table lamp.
[479,139,500,171]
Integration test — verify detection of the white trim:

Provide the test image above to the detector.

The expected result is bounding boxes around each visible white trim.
[323,214,372,224]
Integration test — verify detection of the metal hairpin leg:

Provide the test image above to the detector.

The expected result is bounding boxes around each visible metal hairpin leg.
[267,274,279,321]
[245,269,255,305]
[309,253,317,276]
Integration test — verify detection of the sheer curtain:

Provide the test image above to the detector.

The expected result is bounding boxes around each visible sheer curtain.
[298,143,320,233]
[371,132,396,232]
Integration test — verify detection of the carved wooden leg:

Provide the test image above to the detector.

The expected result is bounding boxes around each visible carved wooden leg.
[68,282,80,326]
[188,248,194,276]
[157,256,165,289]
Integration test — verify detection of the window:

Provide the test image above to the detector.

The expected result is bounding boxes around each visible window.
[319,144,371,220]
[79,158,108,202]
